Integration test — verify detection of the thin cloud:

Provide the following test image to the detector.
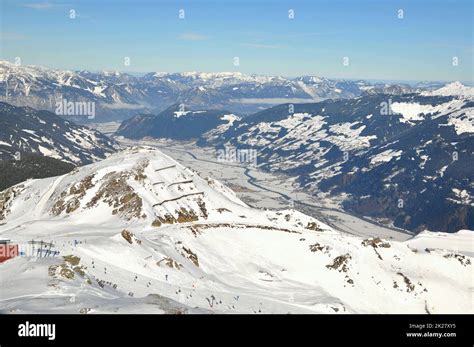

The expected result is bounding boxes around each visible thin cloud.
[21,2,55,9]
[177,33,210,41]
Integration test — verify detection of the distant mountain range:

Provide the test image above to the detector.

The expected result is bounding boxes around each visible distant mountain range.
[0,60,446,122]
[117,83,474,233]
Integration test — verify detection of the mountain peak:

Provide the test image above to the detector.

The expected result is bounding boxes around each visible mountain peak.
[423,81,474,97]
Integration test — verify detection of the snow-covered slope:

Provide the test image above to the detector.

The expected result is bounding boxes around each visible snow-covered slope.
[405,229,473,257]
[116,104,239,140]
[0,102,118,164]
[0,147,472,314]
[202,93,474,233]
[421,81,474,97]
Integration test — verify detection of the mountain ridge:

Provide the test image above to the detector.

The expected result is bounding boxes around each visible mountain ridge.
[0,60,452,121]
[0,102,118,165]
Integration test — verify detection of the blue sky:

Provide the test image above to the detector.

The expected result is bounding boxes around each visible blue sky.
[1,0,473,81]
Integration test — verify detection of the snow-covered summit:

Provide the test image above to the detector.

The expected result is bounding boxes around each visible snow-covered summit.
[422,81,474,97]
[0,146,325,238]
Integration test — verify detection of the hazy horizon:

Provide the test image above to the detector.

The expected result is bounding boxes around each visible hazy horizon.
[2,58,473,86]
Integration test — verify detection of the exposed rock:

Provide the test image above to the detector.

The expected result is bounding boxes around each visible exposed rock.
[49,255,86,280]
[197,198,208,218]
[309,243,330,253]
[444,253,471,266]
[151,219,162,227]
[133,159,149,182]
[86,171,143,220]
[52,174,95,216]
[181,247,199,267]
[176,208,199,223]
[157,257,182,269]
[361,237,391,260]
[153,208,199,227]
[306,221,322,231]
[0,185,24,220]
[397,272,415,292]
[121,229,134,244]
[361,237,391,248]
[326,254,351,272]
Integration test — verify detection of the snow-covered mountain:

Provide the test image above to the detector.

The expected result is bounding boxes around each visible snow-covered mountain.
[116,104,240,140]
[0,60,436,121]
[0,147,471,314]
[0,61,149,122]
[0,102,118,165]
[198,88,474,233]
[421,81,474,97]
